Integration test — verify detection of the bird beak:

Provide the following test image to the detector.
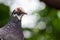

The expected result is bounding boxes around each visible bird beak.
[23,13,27,15]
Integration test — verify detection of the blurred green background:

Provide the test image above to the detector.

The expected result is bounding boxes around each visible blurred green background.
[0,0,60,40]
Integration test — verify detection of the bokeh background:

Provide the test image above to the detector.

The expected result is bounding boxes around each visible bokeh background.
[0,0,60,40]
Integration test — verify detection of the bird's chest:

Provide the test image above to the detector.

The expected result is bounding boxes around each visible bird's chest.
[1,27,23,40]
[0,22,24,40]
[3,27,21,35]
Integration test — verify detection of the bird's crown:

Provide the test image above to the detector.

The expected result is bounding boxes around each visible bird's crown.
[12,8,27,15]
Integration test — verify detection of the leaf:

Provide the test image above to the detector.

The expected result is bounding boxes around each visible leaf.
[52,18,60,32]
[0,4,10,27]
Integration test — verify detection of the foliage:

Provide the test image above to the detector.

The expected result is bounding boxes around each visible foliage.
[0,4,10,27]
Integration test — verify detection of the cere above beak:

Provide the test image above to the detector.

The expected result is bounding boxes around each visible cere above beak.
[15,8,27,15]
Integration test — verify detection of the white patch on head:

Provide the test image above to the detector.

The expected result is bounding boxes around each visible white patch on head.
[13,14,23,20]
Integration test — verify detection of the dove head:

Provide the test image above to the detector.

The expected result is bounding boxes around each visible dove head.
[12,8,27,20]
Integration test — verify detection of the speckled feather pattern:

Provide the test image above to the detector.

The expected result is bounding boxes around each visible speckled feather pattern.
[0,16,24,40]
